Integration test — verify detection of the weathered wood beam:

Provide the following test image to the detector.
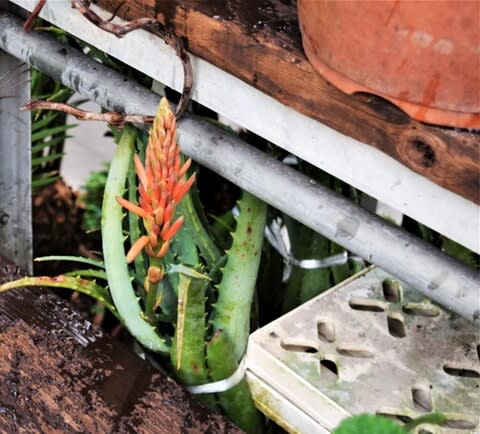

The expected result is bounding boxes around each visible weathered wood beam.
[96,0,480,204]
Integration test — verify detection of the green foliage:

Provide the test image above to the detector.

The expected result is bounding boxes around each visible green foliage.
[333,413,447,434]
[333,415,405,434]
[81,164,109,232]
[0,275,118,320]
[30,69,75,193]
[441,236,479,268]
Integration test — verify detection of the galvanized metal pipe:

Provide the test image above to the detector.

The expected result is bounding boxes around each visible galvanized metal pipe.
[1,12,478,322]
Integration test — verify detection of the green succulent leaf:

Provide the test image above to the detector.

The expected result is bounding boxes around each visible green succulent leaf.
[35,255,105,269]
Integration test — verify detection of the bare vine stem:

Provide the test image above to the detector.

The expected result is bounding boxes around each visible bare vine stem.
[22,100,154,126]
[70,0,193,119]
[71,0,157,37]
[23,0,46,31]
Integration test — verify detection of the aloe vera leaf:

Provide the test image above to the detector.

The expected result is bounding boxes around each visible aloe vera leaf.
[282,216,331,312]
[171,273,209,383]
[207,330,262,434]
[102,125,169,353]
[330,242,350,284]
[65,269,108,280]
[35,255,105,268]
[256,237,284,325]
[212,191,267,361]
[170,216,200,267]
[0,275,118,319]
[170,272,217,407]
[350,258,365,275]
[127,154,146,288]
[177,189,221,269]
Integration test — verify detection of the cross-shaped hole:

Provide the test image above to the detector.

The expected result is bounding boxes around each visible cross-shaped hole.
[387,313,406,338]
[349,298,386,312]
[319,357,338,381]
[411,383,433,412]
[382,278,402,303]
[402,302,439,317]
[317,321,335,343]
[443,362,480,378]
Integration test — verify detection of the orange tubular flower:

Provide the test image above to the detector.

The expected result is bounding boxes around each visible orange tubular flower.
[117,98,195,263]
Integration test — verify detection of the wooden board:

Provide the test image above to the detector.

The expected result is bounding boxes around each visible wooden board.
[95,0,480,204]
[0,256,243,433]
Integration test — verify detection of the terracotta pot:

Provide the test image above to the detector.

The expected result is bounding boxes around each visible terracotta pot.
[297,0,480,129]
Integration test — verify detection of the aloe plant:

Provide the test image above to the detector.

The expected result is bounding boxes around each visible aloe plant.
[2,97,269,433]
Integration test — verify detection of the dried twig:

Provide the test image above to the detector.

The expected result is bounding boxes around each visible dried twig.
[22,100,154,126]
[71,0,157,37]
[151,30,193,120]
[71,0,193,119]
[23,0,47,32]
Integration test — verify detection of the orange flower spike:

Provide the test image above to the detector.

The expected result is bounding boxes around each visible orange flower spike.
[162,216,185,242]
[172,174,196,203]
[126,235,150,263]
[119,98,195,262]
[116,196,148,218]
[154,206,164,227]
[157,240,170,258]
[134,154,149,190]
[138,185,151,209]
[163,201,175,226]
[178,158,192,178]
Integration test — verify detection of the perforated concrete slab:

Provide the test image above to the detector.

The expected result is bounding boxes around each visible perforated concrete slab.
[247,267,480,433]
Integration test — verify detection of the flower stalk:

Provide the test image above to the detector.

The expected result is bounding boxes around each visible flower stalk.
[116,98,195,321]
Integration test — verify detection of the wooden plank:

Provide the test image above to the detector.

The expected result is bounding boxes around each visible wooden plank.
[96,0,480,204]
[0,256,243,433]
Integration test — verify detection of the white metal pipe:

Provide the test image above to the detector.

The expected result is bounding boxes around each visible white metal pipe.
[0,12,478,322]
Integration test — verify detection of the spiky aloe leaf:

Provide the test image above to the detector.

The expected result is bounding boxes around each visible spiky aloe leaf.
[171,272,209,381]
[207,330,261,434]
[127,152,146,288]
[64,269,108,280]
[102,125,169,353]
[0,275,118,319]
[212,191,267,361]
[177,189,221,269]
[35,255,105,268]
[282,216,331,311]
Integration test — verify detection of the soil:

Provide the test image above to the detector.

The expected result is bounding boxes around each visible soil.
[0,255,243,433]
[32,179,90,276]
